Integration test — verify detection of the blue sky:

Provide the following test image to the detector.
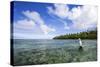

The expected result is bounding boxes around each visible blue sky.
[11,1,97,39]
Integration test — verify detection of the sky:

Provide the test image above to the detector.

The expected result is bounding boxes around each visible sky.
[11,1,97,39]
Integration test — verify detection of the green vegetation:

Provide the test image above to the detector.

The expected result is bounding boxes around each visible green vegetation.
[53,30,97,39]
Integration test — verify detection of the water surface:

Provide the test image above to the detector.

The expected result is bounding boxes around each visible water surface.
[12,39,97,66]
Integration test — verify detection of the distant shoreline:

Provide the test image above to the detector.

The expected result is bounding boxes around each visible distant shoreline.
[11,39,97,40]
[53,30,97,39]
[53,38,97,40]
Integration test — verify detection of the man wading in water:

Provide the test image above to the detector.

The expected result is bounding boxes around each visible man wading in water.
[78,38,83,51]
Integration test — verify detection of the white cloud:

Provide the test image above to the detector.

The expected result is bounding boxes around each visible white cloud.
[68,5,97,30]
[48,13,70,30]
[68,6,82,20]
[13,33,56,39]
[47,4,97,30]
[47,4,70,30]
[40,24,55,34]
[14,10,56,39]
[47,4,69,19]
[23,10,44,25]
[14,19,44,35]
[22,10,55,34]
[14,19,35,29]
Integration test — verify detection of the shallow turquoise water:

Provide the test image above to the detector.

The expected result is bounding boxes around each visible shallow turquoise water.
[12,39,97,66]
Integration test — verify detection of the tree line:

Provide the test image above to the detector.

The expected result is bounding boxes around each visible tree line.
[53,30,97,39]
